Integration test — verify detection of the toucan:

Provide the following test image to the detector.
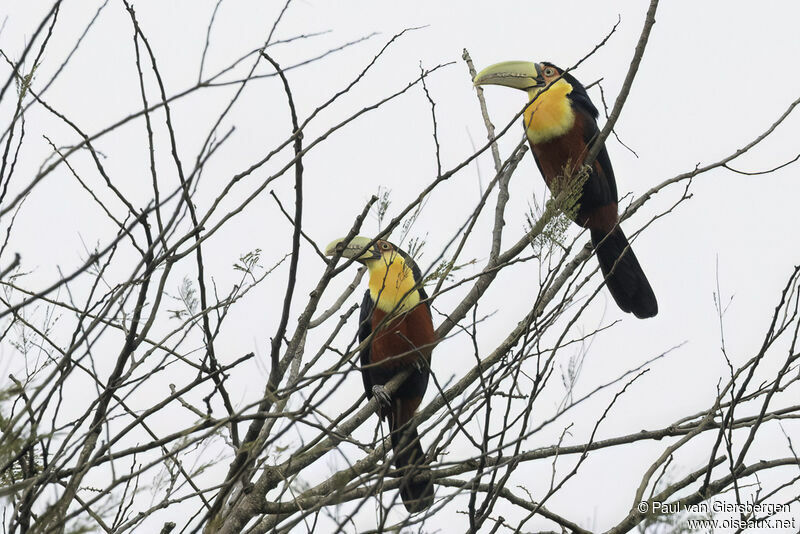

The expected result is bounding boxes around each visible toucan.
[473,61,658,318]
[325,236,435,512]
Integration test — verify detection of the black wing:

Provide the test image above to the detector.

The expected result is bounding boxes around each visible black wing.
[358,289,374,398]
[559,76,617,207]
[564,102,619,216]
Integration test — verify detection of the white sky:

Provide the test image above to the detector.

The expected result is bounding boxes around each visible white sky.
[1,1,798,532]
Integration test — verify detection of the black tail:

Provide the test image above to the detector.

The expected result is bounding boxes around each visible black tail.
[591,227,658,319]
[390,423,434,513]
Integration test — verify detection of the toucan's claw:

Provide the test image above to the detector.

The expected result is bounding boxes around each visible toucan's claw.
[372,385,392,407]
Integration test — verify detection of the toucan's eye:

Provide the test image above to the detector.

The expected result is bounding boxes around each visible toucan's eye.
[379,242,391,250]
[543,67,556,77]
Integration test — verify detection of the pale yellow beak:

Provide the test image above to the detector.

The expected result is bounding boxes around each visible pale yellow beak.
[324,235,380,262]
[473,61,544,91]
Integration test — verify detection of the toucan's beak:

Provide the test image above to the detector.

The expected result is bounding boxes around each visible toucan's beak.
[473,61,544,91]
[325,236,380,262]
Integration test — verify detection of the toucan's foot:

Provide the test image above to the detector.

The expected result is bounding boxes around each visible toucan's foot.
[371,385,392,407]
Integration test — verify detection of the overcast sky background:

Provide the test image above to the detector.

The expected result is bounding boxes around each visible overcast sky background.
[1,1,798,532]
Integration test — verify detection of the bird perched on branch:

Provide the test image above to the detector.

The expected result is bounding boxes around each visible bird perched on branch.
[325,235,435,512]
[473,61,658,318]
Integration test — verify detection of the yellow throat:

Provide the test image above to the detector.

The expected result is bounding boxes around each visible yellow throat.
[524,79,575,145]
[366,253,420,314]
